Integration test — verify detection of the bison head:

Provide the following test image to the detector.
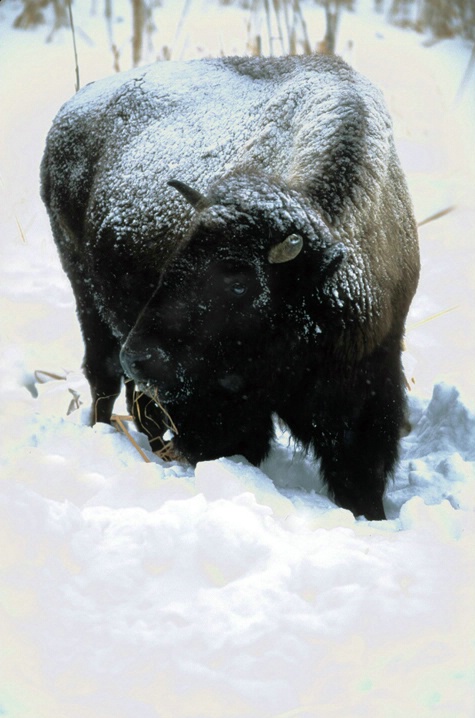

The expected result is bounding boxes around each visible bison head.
[120,173,345,406]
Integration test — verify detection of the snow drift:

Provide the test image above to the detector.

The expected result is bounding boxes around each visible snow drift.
[0,377,474,718]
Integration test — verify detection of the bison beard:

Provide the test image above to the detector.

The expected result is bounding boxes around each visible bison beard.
[41,55,419,520]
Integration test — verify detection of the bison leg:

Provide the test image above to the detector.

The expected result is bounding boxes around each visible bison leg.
[319,344,406,520]
[48,214,123,423]
[66,269,123,424]
[313,401,395,521]
[280,335,406,520]
[80,308,123,424]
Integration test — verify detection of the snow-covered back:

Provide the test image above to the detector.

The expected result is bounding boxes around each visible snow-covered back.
[0,1,474,716]
[43,51,415,354]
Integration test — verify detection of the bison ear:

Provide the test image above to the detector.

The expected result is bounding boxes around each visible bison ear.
[168,180,209,211]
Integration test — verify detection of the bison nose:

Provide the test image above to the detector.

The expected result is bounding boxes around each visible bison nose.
[120,345,154,381]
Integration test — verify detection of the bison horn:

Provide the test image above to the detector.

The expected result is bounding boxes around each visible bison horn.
[268,234,304,264]
[168,180,208,210]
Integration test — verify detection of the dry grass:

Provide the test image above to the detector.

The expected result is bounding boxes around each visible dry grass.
[111,414,152,462]
[407,305,459,332]
[66,0,80,91]
[112,411,179,464]
[124,383,181,462]
[132,385,179,437]
[246,0,312,56]
[417,205,456,228]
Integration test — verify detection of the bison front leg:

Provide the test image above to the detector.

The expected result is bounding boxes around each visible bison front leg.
[80,308,123,424]
[279,335,406,520]
[65,269,123,424]
[315,349,406,520]
[314,405,395,521]
[48,218,124,424]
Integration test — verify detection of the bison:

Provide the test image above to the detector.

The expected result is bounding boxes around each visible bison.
[41,55,420,520]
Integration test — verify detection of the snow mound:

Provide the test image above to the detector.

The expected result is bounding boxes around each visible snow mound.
[0,380,474,718]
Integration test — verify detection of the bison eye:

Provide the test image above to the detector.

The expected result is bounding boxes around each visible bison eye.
[222,269,251,297]
[229,281,248,296]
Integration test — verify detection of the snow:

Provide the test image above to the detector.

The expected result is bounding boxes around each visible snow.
[0,1,474,717]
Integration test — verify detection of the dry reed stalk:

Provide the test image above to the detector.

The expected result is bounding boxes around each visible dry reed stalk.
[417,206,456,227]
[129,386,182,461]
[111,414,152,462]
[272,0,286,54]
[263,0,275,55]
[105,0,121,72]
[0,173,27,243]
[66,0,80,91]
[155,441,180,462]
[247,0,312,56]
[94,393,120,424]
[132,0,145,67]
[172,0,193,60]
[135,387,179,436]
[34,369,67,383]
[292,0,311,54]
[112,411,180,463]
[15,214,27,243]
[407,305,459,332]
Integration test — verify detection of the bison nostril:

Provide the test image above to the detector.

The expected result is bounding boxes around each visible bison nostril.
[218,374,244,392]
[120,346,153,380]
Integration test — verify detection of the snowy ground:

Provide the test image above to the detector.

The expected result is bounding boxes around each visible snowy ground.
[0,1,474,716]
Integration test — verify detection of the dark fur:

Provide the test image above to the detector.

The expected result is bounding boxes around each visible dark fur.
[41,56,419,520]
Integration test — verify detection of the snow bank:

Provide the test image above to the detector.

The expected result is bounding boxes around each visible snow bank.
[1,378,474,718]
